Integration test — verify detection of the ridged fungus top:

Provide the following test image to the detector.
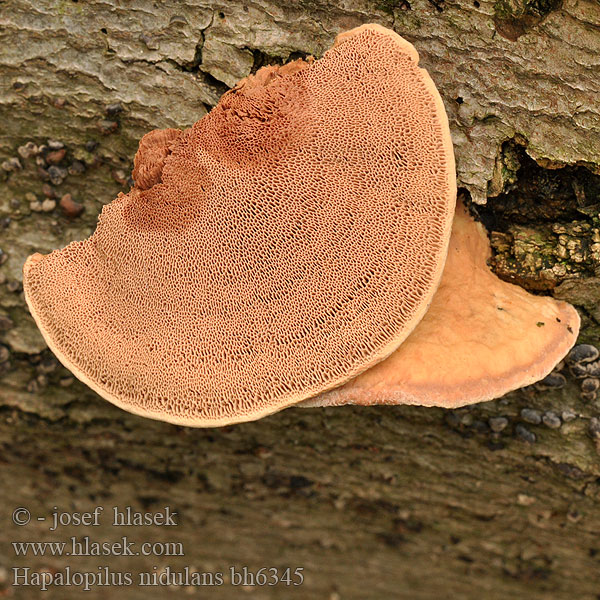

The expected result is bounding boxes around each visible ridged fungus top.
[23,24,456,426]
[302,201,580,409]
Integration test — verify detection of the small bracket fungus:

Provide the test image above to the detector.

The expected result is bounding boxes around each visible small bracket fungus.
[23,24,456,426]
[132,128,182,190]
[301,202,580,409]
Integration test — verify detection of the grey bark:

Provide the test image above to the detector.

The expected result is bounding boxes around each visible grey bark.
[1,1,600,598]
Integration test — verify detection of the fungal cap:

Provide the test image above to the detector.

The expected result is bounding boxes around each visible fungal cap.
[302,202,580,409]
[22,24,455,426]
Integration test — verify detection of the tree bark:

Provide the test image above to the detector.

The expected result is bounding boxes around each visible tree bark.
[1,1,600,598]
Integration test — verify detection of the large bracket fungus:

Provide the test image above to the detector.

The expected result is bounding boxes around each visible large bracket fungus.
[22,24,579,427]
[23,24,457,426]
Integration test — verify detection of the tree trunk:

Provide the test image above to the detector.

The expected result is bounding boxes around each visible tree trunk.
[1,1,600,598]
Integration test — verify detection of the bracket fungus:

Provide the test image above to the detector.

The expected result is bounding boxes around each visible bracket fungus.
[22,24,579,426]
[301,201,580,409]
[23,24,457,426]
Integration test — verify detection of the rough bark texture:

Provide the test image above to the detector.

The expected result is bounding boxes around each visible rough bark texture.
[1,1,600,599]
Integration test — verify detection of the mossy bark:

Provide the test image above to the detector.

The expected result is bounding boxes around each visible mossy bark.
[1,1,600,599]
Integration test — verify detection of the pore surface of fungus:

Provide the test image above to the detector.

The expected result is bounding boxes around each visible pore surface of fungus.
[302,202,580,409]
[23,24,456,426]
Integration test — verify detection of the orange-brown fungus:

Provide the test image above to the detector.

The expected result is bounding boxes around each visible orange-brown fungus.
[23,24,456,427]
[132,128,182,190]
[302,202,580,409]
